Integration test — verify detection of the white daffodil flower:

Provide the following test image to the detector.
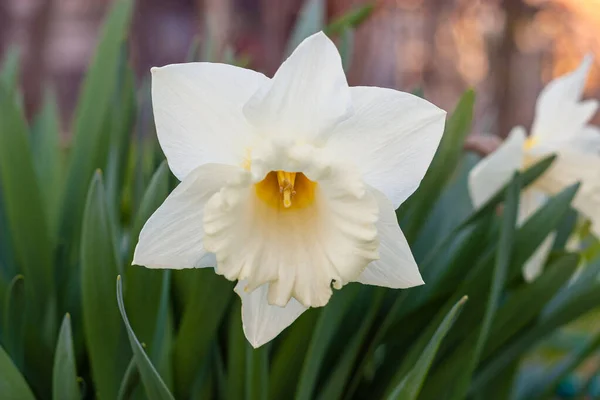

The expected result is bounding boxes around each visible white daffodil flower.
[133,32,446,347]
[468,55,600,282]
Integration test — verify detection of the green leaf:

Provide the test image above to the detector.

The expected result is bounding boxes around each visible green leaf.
[410,154,555,286]
[317,288,385,400]
[402,90,475,242]
[470,257,599,393]
[81,172,128,399]
[419,182,579,399]
[186,36,202,62]
[117,357,139,400]
[460,154,556,229]
[508,183,579,280]
[324,3,374,36]
[295,285,359,400]
[172,269,233,398]
[483,253,579,359]
[105,54,136,223]
[386,296,468,400]
[338,28,354,72]
[246,345,269,400]
[117,276,175,400]
[59,0,133,264]
[521,331,600,400]
[31,88,63,238]
[129,161,169,261]
[269,310,319,400]
[478,360,519,400]
[0,82,55,393]
[422,253,579,399]
[448,173,520,400]
[286,0,325,55]
[228,300,246,400]
[1,47,20,92]
[144,269,174,390]
[0,82,55,319]
[0,343,35,400]
[3,275,25,370]
[53,314,80,400]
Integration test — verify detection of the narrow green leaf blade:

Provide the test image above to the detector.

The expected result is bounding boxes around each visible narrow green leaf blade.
[0,83,54,319]
[461,154,556,229]
[386,296,468,400]
[324,3,374,36]
[522,331,600,400]
[60,0,133,258]
[268,310,319,400]
[246,345,269,400]
[52,314,79,400]
[295,285,359,400]
[31,88,63,237]
[402,90,475,242]
[0,83,55,393]
[117,276,175,400]
[317,288,385,400]
[338,28,354,72]
[286,0,325,55]
[0,344,35,400]
[81,172,128,399]
[172,269,233,398]
[228,300,246,400]
[117,357,139,400]
[3,275,25,370]
[1,47,20,91]
[448,173,520,400]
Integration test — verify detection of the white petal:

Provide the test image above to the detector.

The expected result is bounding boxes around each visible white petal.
[243,32,351,142]
[133,163,241,269]
[468,127,526,209]
[152,63,268,180]
[570,125,600,154]
[235,281,307,348]
[531,55,598,147]
[532,147,600,237]
[203,143,379,308]
[325,86,446,208]
[356,188,424,288]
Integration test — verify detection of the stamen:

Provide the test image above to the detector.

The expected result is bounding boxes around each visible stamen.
[277,171,297,208]
[524,137,538,151]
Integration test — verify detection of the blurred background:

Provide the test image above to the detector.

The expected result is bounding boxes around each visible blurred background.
[1,0,600,140]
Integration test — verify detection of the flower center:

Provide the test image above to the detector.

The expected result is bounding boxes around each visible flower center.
[255,171,316,209]
[523,136,538,151]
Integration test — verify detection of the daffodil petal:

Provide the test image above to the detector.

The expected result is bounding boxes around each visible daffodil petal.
[235,281,307,348]
[468,127,526,209]
[571,125,600,154]
[203,143,379,308]
[531,55,598,147]
[326,86,446,208]
[534,148,600,237]
[355,187,424,288]
[151,63,268,180]
[133,163,240,269]
[243,31,352,142]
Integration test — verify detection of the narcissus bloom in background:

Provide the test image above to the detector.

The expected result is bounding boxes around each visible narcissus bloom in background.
[133,32,446,347]
[469,55,600,282]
